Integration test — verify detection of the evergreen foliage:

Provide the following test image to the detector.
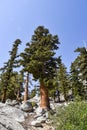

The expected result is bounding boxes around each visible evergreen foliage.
[20,26,60,108]
[70,47,87,99]
[56,59,70,101]
[20,26,60,83]
[0,39,21,102]
[48,58,70,101]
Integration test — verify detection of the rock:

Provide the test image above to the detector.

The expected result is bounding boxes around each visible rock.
[50,103,56,110]
[5,99,12,106]
[12,100,19,106]
[5,99,19,106]
[34,114,42,119]
[0,111,25,130]
[46,119,53,125]
[20,101,33,112]
[0,103,28,123]
[37,116,46,123]
[0,102,6,108]
[31,120,43,127]
[64,102,68,107]
[29,96,40,104]
[35,106,43,115]
[60,94,65,101]
[45,112,49,118]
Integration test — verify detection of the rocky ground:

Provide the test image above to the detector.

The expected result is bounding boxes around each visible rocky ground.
[0,96,67,130]
[21,113,54,130]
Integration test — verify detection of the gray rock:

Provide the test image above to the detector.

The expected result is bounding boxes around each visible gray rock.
[37,116,46,123]
[50,102,56,110]
[29,96,40,104]
[12,100,19,106]
[5,99,20,107]
[0,103,28,123]
[45,112,49,118]
[60,94,65,101]
[20,101,33,112]
[31,120,42,127]
[35,106,43,115]
[0,111,25,130]
[5,99,12,106]
[0,102,6,108]
[34,114,42,119]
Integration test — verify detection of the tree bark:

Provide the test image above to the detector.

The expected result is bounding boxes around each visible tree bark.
[40,82,50,109]
[24,73,29,102]
[16,88,21,101]
[2,88,7,103]
[63,87,68,101]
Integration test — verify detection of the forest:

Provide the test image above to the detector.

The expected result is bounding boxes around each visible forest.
[0,26,87,129]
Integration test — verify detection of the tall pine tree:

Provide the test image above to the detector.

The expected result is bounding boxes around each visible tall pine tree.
[20,26,60,108]
[70,47,87,99]
[0,39,21,102]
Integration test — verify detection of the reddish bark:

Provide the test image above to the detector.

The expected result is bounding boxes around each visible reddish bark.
[40,82,50,109]
[24,73,29,102]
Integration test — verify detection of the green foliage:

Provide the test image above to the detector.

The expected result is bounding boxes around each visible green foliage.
[0,71,24,100]
[70,59,82,98]
[31,102,37,107]
[0,39,21,101]
[20,26,60,84]
[70,47,87,99]
[30,88,37,98]
[51,101,87,130]
[56,59,70,101]
[0,39,21,89]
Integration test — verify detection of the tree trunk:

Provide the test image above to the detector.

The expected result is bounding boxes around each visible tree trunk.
[2,88,7,103]
[16,88,21,101]
[40,82,50,109]
[63,87,68,101]
[24,73,29,102]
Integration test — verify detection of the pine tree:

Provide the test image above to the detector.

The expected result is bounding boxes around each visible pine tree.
[72,47,87,99]
[70,59,82,98]
[20,47,30,102]
[57,59,70,101]
[20,26,60,108]
[0,39,21,102]
[75,47,87,81]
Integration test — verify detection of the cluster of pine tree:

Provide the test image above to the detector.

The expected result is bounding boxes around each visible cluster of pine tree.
[0,26,87,108]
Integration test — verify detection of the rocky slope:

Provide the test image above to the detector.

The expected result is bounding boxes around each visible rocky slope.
[0,96,67,130]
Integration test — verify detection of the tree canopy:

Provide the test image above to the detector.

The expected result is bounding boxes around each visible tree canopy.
[20,26,60,84]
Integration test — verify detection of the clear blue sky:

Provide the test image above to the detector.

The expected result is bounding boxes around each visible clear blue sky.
[0,0,87,71]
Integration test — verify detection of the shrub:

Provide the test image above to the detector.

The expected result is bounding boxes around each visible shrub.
[50,101,87,130]
[31,102,38,107]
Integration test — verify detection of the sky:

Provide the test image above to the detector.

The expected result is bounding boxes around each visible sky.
[0,0,87,72]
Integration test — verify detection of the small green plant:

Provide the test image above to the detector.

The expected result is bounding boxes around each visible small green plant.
[31,102,38,107]
[50,101,87,130]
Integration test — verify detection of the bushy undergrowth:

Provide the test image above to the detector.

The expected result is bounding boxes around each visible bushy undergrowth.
[50,101,87,130]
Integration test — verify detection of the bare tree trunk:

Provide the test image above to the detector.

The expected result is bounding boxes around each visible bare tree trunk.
[40,82,50,109]
[2,88,7,103]
[16,88,21,101]
[24,73,29,102]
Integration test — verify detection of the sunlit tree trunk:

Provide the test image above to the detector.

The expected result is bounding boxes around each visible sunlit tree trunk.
[24,73,29,102]
[40,82,50,109]
[2,88,7,103]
